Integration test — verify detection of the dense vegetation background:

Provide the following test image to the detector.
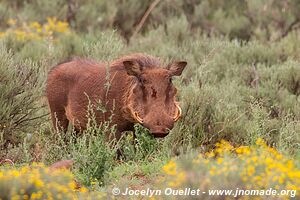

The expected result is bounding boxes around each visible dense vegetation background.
[0,0,299,199]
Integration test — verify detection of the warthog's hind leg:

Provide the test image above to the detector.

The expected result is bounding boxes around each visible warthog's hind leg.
[50,110,69,133]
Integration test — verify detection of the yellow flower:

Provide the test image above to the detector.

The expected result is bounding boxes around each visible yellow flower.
[46,17,57,30]
[255,138,266,147]
[69,181,77,190]
[287,171,300,179]
[286,184,298,191]
[79,187,88,193]
[215,140,234,155]
[0,163,106,199]
[209,166,217,176]
[286,160,294,170]
[217,157,223,164]
[11,195,20,200]
[247,166,255,176]
[30,191,43,200]
[1,17,70,41]
[163,160,177,176]
[34,179,44,188]
[160,138,300,196]
[242,176,248,182]
[235,146,251,154]
[278,176,285,184]
[205,151,215,158]
[55,21,69,33]
[0,32,5,38]
[14,30,27,40]
[29,22,42,30]
[10,170,21,177]
[168,171,186,187]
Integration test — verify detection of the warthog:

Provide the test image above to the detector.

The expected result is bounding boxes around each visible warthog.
[46,53,187,138]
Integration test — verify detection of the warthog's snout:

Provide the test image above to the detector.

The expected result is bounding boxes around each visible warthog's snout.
[142,111,174,137]
[132,102,183,137]
[148,126,170,137]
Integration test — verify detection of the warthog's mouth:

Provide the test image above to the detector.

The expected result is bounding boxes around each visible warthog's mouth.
[153,133,169,138]
[130,102,182,124]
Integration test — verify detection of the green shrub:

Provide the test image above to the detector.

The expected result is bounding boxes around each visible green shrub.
[119,124,161,162]
[71,120,117,186]
[0,43,45,147]
[36,105,118,186]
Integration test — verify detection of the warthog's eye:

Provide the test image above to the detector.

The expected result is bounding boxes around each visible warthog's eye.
[169,77,173,83]
[137,77,147,95]
[138,77,148,85]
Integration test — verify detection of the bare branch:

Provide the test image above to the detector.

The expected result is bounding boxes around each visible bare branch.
[66,0,78,26]
[251,63,259,94]
[275,18,300,41]
[131,0,161,41]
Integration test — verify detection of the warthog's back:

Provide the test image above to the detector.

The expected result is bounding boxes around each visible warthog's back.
[46,59,109,131]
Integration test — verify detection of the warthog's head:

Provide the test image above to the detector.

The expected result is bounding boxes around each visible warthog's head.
[124,59,187,137]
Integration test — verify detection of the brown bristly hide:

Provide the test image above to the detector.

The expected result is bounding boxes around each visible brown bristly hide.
[46,53,187,138]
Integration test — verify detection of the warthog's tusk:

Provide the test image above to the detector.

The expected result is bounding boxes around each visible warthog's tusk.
[0,159,14,166]
[173,102,182,122]
[134,112,144,124]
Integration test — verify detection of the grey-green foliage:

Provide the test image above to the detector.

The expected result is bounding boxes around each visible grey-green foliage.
[0,29,126,148]
[71,120,117,186]
[1,0,300,190]
[126,17,300,154]
[119,124,162,162]
[82,30,125,61]
[37,111,118,186]
[0,4,300,170]
[2,0,300,41]
[0,42,45,146]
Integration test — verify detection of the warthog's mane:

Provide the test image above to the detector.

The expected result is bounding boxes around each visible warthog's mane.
[110,53,162,70]
[50,53,162,73]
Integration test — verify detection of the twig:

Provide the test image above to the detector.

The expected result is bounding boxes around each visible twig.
[13,113,49,129]
[251,63,259,94]
[275,18,300,41]
[130,0,161,41]
[66,0,77,26]
[217,112,247,134]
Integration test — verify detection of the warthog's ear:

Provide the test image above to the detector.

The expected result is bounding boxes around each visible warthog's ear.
[167,61,187,76]
[123,60,142,76]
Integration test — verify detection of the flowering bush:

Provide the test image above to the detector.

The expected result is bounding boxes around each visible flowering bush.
[0,163,106,200]
[0,17,69,41]
[161,138,299,199]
